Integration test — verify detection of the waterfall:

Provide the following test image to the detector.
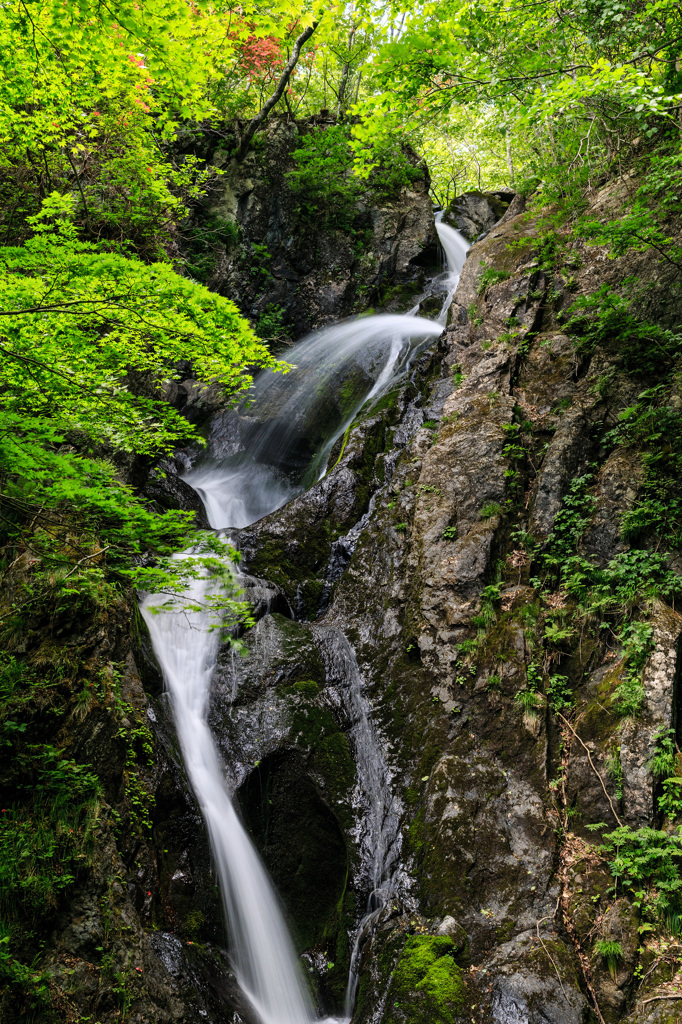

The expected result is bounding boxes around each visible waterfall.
[434,218,470,324]
[140,572,316,1024]
[313,628,403,1016]
[140,223,469,1024]
[184,314,441,530]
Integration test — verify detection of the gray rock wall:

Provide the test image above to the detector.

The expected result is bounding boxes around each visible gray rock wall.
[177,118,438,341]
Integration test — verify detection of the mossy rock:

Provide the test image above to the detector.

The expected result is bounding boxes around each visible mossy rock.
[388,935,467,1024]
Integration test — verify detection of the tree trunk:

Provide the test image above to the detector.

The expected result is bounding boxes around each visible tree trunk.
[336,62,350,118]
[506,130,515,185]
[236,22,319,161]
[336,24,356,119]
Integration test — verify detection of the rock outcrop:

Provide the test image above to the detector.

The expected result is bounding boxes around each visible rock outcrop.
[219,182,682,1024]
[443,189,515,241]
[177,118,439,341]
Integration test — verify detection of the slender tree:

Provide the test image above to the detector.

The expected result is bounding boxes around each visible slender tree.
[236,21,320,159]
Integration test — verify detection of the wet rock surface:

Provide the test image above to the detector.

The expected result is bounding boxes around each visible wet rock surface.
[443,189,515,242]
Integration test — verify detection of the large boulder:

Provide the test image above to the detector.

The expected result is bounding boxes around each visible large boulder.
[443,189,515,241]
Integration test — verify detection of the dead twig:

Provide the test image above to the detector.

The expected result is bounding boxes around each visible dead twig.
[557,711,623,827]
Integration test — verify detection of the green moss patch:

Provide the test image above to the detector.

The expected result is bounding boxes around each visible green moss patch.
[389,935,467,1024]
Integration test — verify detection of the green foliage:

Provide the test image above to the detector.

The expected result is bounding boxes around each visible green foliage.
[184,215,240,284]
[0,745,100,921]
[0,0,221,253]
[547,674,574,713]
[450,365,465,388]
[288,124,424,234]
[596,825,682,926]
[544,620,575,646]
[543,472,596,568]
[480,501,503,520]
[594,938,623,980]
[0,208,275,451]
[650,729,682,821]
[539,464,682,619]
[651,729,678,782]
[566,286,682,376]
[365,0,682,205]
[611,620,652,717]
[613,673,645,718]
[514,687,543,719]
[359,138,424,200]
[391,935,465,1024]
[288,125,362,230]
[0,200,279,614]
[256,303,290,347]
[477,266,510,295]
[607,394,682,549]
[0,926,53,1020]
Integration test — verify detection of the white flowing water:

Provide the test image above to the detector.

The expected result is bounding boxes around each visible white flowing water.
[140,222,469,1023]
[313,628,403,1017]
[140,574,316,1024]
[185,314,442,530]
[434,218,470,324]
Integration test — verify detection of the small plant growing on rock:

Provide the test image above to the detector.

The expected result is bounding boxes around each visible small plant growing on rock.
[650,728,677,780]
[515,688,543,722]
[477,266,511,295]
[547,674,574,713]
[467,302,484,326]
[606,747,625,800]
[480,501,503,520]
[613,620,654,718]
[594,938,623,980]
[442,525,458,540]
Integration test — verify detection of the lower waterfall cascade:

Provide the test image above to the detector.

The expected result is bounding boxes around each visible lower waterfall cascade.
[140,219,469,1023]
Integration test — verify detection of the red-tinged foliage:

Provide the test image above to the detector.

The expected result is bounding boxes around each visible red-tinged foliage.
[238,35,284,83]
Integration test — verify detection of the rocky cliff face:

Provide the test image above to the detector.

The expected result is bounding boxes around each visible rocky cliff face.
[5,176,682,1024]
[208,184,682,1024]
[177,118,438,342]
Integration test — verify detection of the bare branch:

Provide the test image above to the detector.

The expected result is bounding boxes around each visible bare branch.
[236,22,319,161]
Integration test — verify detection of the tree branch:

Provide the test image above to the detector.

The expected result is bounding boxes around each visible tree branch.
[236,22,319,161]
[557,712,623,827]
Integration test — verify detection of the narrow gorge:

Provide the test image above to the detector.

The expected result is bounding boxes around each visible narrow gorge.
[5,154,682,1024]
[3,11,682,1014]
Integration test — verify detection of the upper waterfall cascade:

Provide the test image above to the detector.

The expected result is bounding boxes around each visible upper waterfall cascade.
[141,221,469,1024]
